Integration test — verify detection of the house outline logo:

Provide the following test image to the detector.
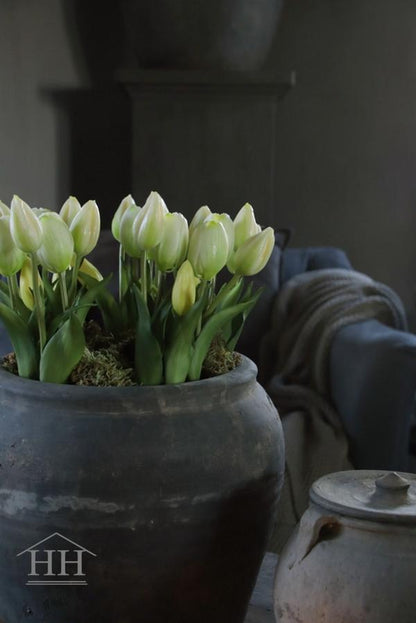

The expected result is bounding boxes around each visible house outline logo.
[16,532,97,586]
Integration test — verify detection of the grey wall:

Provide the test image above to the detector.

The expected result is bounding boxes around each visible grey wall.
[0,0,129,227]
[0,1,87,208]
[2,0,416,324]
[269,0,416,326]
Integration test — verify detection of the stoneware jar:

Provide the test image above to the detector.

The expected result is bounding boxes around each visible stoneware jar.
[0,355,284,623]
[274,470,416,623]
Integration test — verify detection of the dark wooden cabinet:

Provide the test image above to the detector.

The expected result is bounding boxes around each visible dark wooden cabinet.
[120,70,294,224]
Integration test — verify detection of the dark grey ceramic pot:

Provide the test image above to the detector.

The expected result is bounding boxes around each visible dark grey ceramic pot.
[0,356,284,623]
[121,0,284,70]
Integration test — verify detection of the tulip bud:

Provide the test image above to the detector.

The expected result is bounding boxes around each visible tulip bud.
[60,196,81,226]
[0,200,10,216]
[37,212,74,273]
[32,208,51,217]
[111,194,135,242]
[189,205,211,235]
[69,199,101,257]
[210,213,234,260]
[155,212,189,272]
[0,216,26,276]
[227,227,275,276]
[187,216,229,280]
[10,195,43,254]
[172,260,199,316]
[78,257,103,283]
[119,204,142,258]
[233,203,261,249]
[19,257,42,310]
[134,191,168,252]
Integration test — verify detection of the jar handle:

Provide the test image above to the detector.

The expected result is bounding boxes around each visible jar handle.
[288,507,341,569]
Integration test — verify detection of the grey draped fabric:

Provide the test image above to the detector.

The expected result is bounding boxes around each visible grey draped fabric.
[264,268,407,552]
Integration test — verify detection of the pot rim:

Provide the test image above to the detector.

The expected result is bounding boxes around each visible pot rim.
[0,353,257,402]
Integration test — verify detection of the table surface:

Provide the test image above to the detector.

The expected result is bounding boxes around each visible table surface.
[244,553,277,623]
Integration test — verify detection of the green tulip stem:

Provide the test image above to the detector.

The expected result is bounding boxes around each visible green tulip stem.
[7,278,15,311]
[7,274,19,310]
[141,251,148,304]
[151,262,163,303]
[118,245,125,302]
[69,254,82,303]
[124,254,132,290]
[196,280,208,335]
[10,273,19,299]
[59,272,69,311]
[208,277,216,305]
[154,267,162,300]
[132,258,140,284]
[30,253,46,352]
[149,258,154,285]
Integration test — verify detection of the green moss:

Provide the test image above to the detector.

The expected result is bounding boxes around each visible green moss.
[70,321,135,387]
[1,322,240,385]
[70,347,135,387]
[2,352,17,375]
[202,336,241,378]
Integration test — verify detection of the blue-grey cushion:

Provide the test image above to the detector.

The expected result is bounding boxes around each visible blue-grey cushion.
[281,247,352,284]
[330,318,416,470]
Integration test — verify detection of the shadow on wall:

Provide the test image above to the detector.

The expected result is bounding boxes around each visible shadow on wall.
[48,1,132,227]
[63,1,126,86]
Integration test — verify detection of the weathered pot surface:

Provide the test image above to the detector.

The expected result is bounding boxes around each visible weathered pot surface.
[274,470,416,623]
[0,355,284,623]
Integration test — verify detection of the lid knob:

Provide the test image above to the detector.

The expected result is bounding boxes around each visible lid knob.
[375,472,410,492]
[310,470,416,523]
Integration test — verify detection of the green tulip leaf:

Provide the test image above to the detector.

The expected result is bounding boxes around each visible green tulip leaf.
[119,255,130,300]
[188,295,260,381]
[40,314,85,383]
[151,293,172,345]
[13,294,32,322]
[0,279,8,296]
[0,302,37,378]
[0,279,30,322]
[133,285,163,385]
[78,272,120,332]
[226,287,262,352]
[220,282,254,344]
[74,273,113,325]
[41,271,62,317]
[0,288,10,307]
[164,289,208,385]
[207,275,243,315]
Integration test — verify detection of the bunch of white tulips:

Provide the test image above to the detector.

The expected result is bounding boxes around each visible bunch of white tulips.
[0,191,275,385]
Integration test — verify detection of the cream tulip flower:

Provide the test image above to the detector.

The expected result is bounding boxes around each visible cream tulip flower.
[172,260,199,316]
[69,199,101,257]
[10,195,43,254]
[187,216,229,281]
[227,227,275,276]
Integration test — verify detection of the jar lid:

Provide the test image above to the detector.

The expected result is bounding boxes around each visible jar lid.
[310,470,416,524]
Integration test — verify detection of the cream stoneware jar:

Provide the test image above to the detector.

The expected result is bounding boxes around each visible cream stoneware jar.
[274,470,416,623]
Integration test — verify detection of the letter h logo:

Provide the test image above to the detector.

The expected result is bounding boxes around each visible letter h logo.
[17,533,96,586]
